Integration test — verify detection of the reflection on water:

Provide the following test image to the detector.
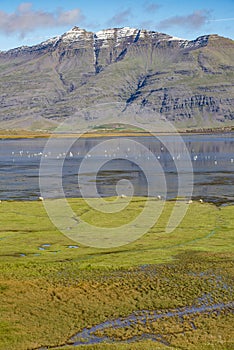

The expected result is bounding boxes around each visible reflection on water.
[0,134,233,203]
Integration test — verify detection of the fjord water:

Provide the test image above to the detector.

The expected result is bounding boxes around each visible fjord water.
[0,134,233,203]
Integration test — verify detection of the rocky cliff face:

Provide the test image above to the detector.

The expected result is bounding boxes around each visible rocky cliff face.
[0,27,233,131]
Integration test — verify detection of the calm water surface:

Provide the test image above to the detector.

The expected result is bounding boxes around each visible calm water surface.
[0,134,233,203]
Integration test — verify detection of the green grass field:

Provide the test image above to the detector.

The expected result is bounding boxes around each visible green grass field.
[0,198,233,350]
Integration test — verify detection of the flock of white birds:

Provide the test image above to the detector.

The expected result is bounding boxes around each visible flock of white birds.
[10,149,234,165]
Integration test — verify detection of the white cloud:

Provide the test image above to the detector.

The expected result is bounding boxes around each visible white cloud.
[158,10,210,30]
[107,9,132,26]
[143,2,161,13]
[0,2,85,37]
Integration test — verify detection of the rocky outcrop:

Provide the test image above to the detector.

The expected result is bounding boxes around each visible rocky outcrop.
[0,27,233,130]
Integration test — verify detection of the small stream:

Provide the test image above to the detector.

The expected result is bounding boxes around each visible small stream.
[38,301,234,349]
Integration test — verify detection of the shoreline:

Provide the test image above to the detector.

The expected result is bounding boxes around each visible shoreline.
[1,197,233,207]
[0,126,234,140]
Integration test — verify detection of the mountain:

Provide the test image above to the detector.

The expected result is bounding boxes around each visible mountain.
[0,26,233,131]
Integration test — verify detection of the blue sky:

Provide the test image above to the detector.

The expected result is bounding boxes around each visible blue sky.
[0,0,234,50]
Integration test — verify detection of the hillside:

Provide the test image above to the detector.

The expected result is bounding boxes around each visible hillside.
[0,27,233,131]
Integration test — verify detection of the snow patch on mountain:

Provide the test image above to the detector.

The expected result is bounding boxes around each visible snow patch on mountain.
[61,26,93,43]
[95,27,137,41]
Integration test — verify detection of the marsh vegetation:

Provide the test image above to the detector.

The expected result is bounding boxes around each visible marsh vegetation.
[0,199,233,349]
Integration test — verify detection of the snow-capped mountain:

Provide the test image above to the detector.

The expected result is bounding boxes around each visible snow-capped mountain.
[0,27,233,131]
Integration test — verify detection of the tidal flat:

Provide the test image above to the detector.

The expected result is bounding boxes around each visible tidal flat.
[0,198,233,349]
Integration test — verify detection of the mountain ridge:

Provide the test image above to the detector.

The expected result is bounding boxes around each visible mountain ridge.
[0,26,221,54]
[0,26,233,131]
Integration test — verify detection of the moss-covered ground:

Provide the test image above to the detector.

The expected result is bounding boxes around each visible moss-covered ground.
[0,198,233,350]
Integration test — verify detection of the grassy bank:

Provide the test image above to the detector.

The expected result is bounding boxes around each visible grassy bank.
[0,198,233,349]
[1,125,234,139]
